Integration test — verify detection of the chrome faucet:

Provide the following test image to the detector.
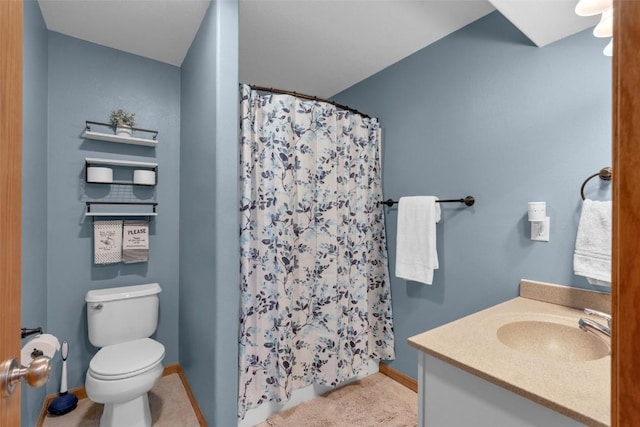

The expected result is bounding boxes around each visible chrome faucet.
[578,308,611,337]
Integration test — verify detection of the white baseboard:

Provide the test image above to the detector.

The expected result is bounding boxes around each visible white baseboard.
[239,359,379,427]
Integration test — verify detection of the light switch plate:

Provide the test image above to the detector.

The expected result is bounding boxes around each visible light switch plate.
[531,217,550,242]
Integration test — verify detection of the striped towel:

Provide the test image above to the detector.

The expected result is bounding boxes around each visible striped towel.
[122,220,149,263]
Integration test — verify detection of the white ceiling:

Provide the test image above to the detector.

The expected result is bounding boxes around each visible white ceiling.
[239,0,496,97]
[489,0,599,48]
[38,0,211,67]
[38,0,600,98]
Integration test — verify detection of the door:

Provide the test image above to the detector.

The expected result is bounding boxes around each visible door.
[0,0,23,425]
[612,1,640,425]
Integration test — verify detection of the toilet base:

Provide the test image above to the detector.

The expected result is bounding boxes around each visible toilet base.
[100,393,152,427]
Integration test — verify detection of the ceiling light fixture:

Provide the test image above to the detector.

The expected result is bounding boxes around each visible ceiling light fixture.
[575,0,613,56]
[593,8,613,38]
[575,0,612,16]
[603,39,613,57]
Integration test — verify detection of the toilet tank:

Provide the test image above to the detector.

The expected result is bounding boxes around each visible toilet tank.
[86,283,161,347]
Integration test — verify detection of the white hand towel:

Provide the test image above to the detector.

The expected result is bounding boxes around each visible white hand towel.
[395,196,441,285]
[94,220,123,264]
[573,199,611,286]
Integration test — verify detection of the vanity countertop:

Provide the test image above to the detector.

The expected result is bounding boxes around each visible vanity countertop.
[407,280,610,427]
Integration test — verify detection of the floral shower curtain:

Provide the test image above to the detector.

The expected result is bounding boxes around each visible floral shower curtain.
[238,84,395,418]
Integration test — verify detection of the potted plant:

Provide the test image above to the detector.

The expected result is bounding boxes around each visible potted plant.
[110,109,136,137]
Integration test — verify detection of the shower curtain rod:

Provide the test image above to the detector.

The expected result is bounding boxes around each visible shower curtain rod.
[249,85,372,119]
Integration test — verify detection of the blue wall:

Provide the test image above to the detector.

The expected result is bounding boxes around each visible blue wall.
[333,12,612,378]
[179,0,239,424]
[45,32,181,394]
[22,1,48,425]
[21,2,239,424]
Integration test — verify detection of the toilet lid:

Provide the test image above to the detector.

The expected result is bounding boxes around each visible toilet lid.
[90,338,165,380]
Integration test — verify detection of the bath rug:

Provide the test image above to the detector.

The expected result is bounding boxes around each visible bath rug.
[261,373,417,427]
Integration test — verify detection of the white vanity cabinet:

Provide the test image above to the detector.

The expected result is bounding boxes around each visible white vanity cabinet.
[417,352,585,427]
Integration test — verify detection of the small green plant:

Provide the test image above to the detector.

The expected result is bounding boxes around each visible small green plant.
[110,109,136,128]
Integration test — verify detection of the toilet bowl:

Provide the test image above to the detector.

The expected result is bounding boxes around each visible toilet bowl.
[85,284,164,427]
[86,338,165,427]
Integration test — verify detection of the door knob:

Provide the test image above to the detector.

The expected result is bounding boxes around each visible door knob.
[0,356,51,397]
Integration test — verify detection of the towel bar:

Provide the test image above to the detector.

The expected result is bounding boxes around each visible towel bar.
[379,196,475,207]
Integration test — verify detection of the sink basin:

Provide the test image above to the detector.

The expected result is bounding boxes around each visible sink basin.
[497,320,610,362]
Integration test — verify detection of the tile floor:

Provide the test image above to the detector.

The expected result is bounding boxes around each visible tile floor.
[41,373,200,427]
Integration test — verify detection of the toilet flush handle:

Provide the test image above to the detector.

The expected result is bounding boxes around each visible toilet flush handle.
[92,304,103,310]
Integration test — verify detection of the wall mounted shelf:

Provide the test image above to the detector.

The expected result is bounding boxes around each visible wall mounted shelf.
[85,201,158,217]
[85,157,158,186]
[84,120,158,147]
[85,158,158,168]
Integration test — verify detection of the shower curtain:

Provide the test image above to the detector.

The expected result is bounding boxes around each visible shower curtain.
[238,84,395,418]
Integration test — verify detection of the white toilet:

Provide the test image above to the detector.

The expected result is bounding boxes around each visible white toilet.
[85,283,165,427]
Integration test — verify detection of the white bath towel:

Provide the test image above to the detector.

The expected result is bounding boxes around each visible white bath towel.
[573,199,611,286]
[395,196,441,285]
